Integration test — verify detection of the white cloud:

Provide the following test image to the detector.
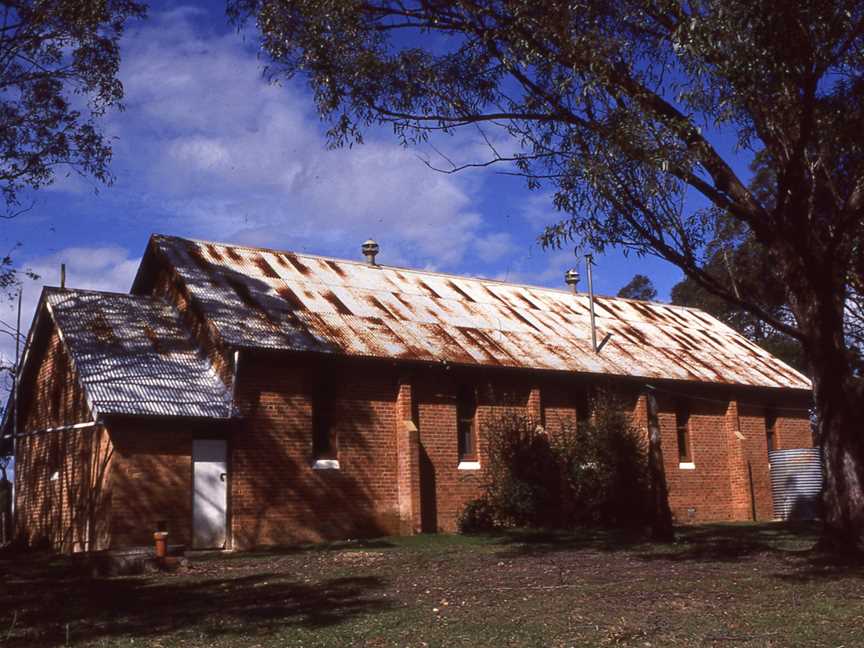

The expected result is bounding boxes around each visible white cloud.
[0,247,139,372]
[473,232,518,263]
[99,9,491,268]
[521,190,564,226]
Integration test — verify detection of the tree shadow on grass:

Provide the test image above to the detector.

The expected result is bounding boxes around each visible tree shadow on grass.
[489,521,864,583]
[636,522,822,562]
[191,537,399,564]
[488,526,651,557]
[0,554,391,647]
[770,550,864,584]
[490,522,815,555]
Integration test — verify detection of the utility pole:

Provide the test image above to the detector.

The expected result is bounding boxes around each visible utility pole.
[13,288,21,443]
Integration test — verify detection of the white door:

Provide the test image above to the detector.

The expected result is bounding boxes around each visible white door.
[192,439,228,549]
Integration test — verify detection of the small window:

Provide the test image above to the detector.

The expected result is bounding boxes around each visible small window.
[457,385,477,462]
[676,402,692,464]
[575,390,591,422]
[765,410,777,453]
[312,384,336,460]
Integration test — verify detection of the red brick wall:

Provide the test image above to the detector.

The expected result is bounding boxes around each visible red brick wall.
[230,354,402,548]
[640,390,811,524]
[106,420,204,548]
[540,382,578,432]
[412,372,542,533]
[395,378,421,534]
[224,357,814,542]
[777,410,813,449]
[13,316,111,552]
[736,405,775,520]
[413,372,485,533]
[655,394,735,522]
[14,425,112,552]
[19,320,91,433]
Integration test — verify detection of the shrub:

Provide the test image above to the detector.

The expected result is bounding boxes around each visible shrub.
[458,391,652,532]
[555,393,652,528]
[483,412,561,528]
[457,498,497,533]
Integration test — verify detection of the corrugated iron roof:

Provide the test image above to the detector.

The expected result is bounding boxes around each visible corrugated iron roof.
[148,235,811,391]
[46,288,233,418]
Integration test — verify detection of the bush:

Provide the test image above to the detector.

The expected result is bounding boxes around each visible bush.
[457,498,497,533]
[458,391,653,532]
[483,413,561,528]
[555,394,652,528]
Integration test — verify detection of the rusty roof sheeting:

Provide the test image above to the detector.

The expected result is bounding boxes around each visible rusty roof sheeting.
[149,235,811,390]
[46,288,233,418]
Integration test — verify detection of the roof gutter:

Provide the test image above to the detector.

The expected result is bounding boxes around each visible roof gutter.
[2,420,99,441]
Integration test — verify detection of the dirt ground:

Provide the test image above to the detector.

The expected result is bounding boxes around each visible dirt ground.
[1,523,862,647]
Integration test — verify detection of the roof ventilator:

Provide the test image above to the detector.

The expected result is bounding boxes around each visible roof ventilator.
[362,239,380,265]
[564,268,580,293]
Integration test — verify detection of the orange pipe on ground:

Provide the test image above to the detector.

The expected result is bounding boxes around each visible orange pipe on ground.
[153,531,168,559]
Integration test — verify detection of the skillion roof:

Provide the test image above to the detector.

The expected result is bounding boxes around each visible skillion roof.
[40,288,233,419]
[138,235,811,391]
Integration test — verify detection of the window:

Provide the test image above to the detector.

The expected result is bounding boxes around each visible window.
[575,390,591,422]
[312,383,337,462]
[457,385,478,463]
[676,401,693,465]
[765,410,777,453]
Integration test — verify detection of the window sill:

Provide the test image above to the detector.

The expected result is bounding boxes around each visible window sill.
[312,459,340,470]
[678,462,696,470]
[458,461,481,471]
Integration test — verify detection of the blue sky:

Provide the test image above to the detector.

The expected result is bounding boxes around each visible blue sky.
[0,2,743,370]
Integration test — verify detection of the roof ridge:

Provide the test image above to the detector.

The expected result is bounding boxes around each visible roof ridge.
[151,233,700,314]
[44,286,162,301]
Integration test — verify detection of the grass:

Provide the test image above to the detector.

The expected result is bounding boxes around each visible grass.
[2,523,863,647]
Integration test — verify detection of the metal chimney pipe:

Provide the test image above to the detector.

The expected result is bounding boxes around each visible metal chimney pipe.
[586,254,598,353]
[564,268,580,293]
[361,239,379,265]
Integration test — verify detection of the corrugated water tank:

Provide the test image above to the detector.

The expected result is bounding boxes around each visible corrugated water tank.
[768,448,823,520]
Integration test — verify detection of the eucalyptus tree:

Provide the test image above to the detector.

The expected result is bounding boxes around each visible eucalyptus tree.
[617,274,657,301]
[0,0,146,212]
[670,224,809,372]
[229,1,864,552]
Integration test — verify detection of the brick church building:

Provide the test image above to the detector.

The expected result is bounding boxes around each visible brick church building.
[3,235,813,552]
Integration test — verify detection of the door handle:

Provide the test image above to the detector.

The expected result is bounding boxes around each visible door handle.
[220,472,227,482]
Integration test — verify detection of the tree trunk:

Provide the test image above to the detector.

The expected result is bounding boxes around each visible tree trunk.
[813,363,864,553]
[793,279,864,554]
[645,391,674,542]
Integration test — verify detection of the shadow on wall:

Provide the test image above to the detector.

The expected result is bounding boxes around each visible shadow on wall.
[419,444,437,533]
[105,422,215,548]
[18,426,113,552]
[232,364,398,547]
[780,490,822,521]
